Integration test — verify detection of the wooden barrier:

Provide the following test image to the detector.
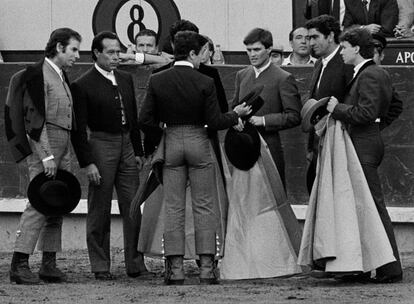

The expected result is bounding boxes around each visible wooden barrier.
[0,63,413,206]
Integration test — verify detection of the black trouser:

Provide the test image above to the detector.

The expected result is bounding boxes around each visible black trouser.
[352,125,402,277]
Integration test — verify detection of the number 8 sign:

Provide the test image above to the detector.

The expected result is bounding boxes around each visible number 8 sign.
[92,0,181,49]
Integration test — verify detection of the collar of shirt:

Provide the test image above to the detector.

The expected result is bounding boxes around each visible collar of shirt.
[95,63,117,85]
[322,45,340,67]
[45,57,63,81]
[353,59,372,78]
[253,59,271,78]
[283,54,317,65]
[174,61,194,68]
[363,0,371,10]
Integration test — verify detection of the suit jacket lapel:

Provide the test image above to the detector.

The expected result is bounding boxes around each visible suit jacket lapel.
[309,59,322,98]
[368,0,378,22]
[346,60,375,91]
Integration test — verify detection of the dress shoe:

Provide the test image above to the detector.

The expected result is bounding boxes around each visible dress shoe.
[334,272,371,283]
[9,252,40,285]
[199,255,219,285]
[127,270,156,279]
[94,271,114,280]
[369,273,402,284]
[39,252,66,283]
[164,256,185,285]
[309,270,334,279]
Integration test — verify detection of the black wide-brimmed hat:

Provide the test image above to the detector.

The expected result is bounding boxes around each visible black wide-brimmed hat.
[225,122,261,171]
[238,85,265,120]
[301,97,331,132]
[27,169,81,216]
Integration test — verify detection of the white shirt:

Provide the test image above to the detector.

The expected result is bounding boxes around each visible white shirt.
[282,54,317,65]
[174,60,194,68]
[45,57,63,81]
[353,59,372,78]
[134,52,145,64]
[339,0,345,27]
[317,45,341,89]
[253,59,272,78]
[95,63,117,85]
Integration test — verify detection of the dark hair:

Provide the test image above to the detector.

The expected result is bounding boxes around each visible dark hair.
[91,31,120,61]
[243,28,273,49]
[134,29,158,46]
[340,27,374,59]
[289,26,306,41]
[169,20,199,43]
[173,31,208,61]
[45,28,82,58]
[306,14,341,44]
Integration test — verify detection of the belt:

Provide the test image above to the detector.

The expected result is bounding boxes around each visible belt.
[165,124,205,128]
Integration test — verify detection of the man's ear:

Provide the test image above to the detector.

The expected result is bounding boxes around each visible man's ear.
[93,48,100,58]
[56,42,64,53]
[266,46,273,56]
[189,49,196,58]
[328,31,335,43]
[354,45,360,54]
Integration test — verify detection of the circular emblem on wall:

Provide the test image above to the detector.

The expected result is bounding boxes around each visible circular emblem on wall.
[92,0,180,49]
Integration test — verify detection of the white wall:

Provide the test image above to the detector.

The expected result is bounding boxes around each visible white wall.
[0,0,292,52]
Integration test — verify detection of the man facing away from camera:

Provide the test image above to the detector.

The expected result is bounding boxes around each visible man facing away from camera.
[139,31,251,285]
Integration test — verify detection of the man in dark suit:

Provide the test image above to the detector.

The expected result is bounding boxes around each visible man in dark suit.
[305,15,354,193]
[343,0,399,37]
[139,31,251,285]
[305,0,343,22]
[327,27,402,283]
[71,32,152,280]
[5,28,82,285]
[232,28,302,186]
[147,19,229,181]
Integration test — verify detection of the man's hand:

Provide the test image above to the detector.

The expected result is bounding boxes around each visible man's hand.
[233,102,252,117]
[327,96,338,113]
[135,156,144,171]
[43,159,57,178]
[119,53,136,62]
[365,24,382,34]
[249,116,265,127]
[233,118,245,131]
[160,52,174,63]
[394,24,414,38]
[86,163,101,185]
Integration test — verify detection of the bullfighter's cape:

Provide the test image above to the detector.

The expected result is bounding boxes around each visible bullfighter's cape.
[220,136,302,279]
[298,116,395,272]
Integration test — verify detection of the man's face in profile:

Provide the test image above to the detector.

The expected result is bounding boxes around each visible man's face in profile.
[135,35,158,54]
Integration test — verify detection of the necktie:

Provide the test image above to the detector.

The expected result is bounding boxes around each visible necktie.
[362,0,369,24]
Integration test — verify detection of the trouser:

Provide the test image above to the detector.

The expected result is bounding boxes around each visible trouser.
[86,131,144,274]
[352,127,402,276]
[306,130,318,194]
[163,126,217,256]
[14,125,71,254]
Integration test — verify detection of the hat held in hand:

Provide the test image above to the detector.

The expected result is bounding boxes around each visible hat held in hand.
[27,169,81,216]
[225,122,261,171]
[301,97,331,132]
[237,85,265,120]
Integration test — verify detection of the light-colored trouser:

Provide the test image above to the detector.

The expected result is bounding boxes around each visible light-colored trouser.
[86,131,144,274]
[163,126,217,256]
[14,125,71,254]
